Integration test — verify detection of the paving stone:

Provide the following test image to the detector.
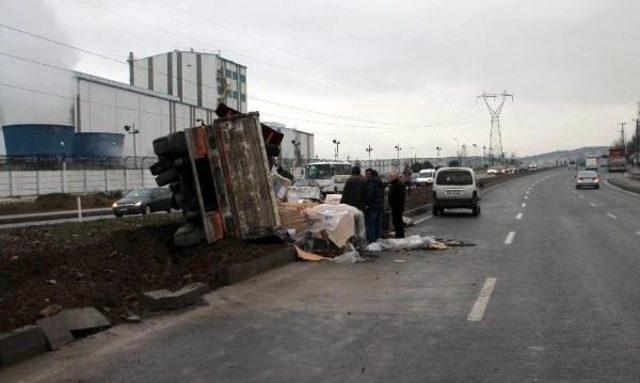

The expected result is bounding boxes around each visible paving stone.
[0,325,47,366]
[61,307,111,335]
[36,315,74,351]
[142,282,209,311]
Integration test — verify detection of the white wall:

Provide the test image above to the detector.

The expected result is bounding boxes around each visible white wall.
[0,168,157,197]
[78,79,172,158]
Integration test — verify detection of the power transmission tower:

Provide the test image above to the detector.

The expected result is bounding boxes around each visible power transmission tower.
[479,91,514,159]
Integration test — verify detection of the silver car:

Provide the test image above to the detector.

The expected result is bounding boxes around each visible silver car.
[575,170,600,189]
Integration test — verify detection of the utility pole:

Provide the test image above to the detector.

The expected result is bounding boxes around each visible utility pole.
[619,122,627,149]
[332,139,341,160]
[365,145,373,160]
[124,123,139,168]
[394,143,402,170]
[479,90,514,159]
[472,143,478,168]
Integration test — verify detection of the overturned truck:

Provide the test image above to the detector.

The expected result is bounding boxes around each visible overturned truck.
[150,104,284,247]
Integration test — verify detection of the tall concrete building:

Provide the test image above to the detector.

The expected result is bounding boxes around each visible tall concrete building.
[128,49,247,112]
[263,122,314,163]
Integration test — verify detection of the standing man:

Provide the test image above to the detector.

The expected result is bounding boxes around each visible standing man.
[341,166,367,212]
[365,168,385,242]
[388,171,406,238]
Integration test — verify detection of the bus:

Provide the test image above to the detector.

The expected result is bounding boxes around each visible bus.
[300,161,353,195]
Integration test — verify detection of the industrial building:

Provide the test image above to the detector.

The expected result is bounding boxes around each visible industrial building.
[128,49,247,113]
[263,122,314,163]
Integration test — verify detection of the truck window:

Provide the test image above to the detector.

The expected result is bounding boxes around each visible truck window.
[333,164,352,175]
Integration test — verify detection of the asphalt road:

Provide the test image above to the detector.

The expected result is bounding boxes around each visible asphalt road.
[4,168,640,382]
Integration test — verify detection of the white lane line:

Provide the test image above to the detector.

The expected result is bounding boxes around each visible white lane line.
[467,277,497,322]
[589,202,597,207]
[607,213,617,220]
[522,203,527,208]
[636,231,640,237]
[505,231,516,245]
[524,195,528,200]
[516,212,523,220]
[413,215,433,225]
[578,195,584,199]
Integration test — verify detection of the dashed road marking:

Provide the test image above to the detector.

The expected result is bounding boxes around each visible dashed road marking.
[607,213,617,220]
[467,277,497,322]
[578,195,584,199]
[413,215,433,225]
[505,231,516,245]
[522,203,526,208]
[524,196,528,200]
[636,231,640,237]
[589,202,597,207]
[516,212,523,220]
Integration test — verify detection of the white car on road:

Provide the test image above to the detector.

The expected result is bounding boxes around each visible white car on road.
[432,167,481,216]
[416,169,436,185]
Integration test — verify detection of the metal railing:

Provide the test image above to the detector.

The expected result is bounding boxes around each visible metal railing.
[0,156,159,171]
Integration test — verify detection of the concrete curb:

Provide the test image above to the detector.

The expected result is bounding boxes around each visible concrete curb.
[606,177,640,197]
[219,247,296,285]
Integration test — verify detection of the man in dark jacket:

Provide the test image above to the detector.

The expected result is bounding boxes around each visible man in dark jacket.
[365,168,385,242]
[340,166,367,212]
[388,171,406,238]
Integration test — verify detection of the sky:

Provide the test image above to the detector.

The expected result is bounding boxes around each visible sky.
[1,0,639,159]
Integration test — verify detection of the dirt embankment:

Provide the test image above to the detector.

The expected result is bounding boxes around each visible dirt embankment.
[0,215,284,332]
[0,192,121,216]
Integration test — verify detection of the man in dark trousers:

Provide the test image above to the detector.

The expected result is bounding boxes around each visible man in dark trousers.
[388,171,406,238]
[365,168,385,242]
[340,166,367,212]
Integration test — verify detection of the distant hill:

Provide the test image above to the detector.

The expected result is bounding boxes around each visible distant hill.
[520,146,609,165]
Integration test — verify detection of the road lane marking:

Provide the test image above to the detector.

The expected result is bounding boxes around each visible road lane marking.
[589,202,597,207]
[505,231,516,245]
[522,203,526,208]
[516,212,523,220]
[413,215,433,225]
[524,196,528,200]
[578,195,584,199]
[467,277,497,322]
[636,231,640,237]
[607,213,617,220]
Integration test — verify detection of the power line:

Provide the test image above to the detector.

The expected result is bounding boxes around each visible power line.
[156,0,383,88]
[72,0,375,93]
[0,50,477,132]
[0,25,478,129]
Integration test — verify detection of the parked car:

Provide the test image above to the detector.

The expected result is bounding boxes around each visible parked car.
[112,188,173,217]
[575,170,600,189]
[487,169,498,175]
[416,169,436,185]
[432,167,481,216]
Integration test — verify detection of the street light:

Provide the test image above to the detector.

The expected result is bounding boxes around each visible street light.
[332,139,341,160]
[482,145,487,167]
[365,145,373,160]
[472,143,478,168]
[436,146,442,162]
[124,123,140,168]
[394,143,402,169]
[291,139,302,166]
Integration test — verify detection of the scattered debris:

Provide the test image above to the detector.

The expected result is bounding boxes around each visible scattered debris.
[46,279,57,285]
[125,315,141,324]
[436,238,476,247]
[38,303,62,318]
[394,259,407,263]
[365,235,446,252]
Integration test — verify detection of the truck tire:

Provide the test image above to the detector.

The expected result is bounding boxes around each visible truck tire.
[149,159,174,176]
[155,168,180,186]
[153,132,187,157]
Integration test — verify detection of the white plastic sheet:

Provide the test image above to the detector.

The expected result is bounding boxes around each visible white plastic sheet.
[300,203,366,248]
[365,235,437,252]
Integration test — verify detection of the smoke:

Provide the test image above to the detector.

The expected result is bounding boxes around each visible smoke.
[0,0,80,154]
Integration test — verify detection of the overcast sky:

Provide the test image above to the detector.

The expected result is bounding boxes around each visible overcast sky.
[2,0,640,159]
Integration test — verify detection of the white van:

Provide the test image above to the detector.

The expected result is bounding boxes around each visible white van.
[416,169,436,185]
[297,161,352,195]
[432,167,481,216]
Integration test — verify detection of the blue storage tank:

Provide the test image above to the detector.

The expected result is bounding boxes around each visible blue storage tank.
[2,124,75,157]
[73,132,124,158]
